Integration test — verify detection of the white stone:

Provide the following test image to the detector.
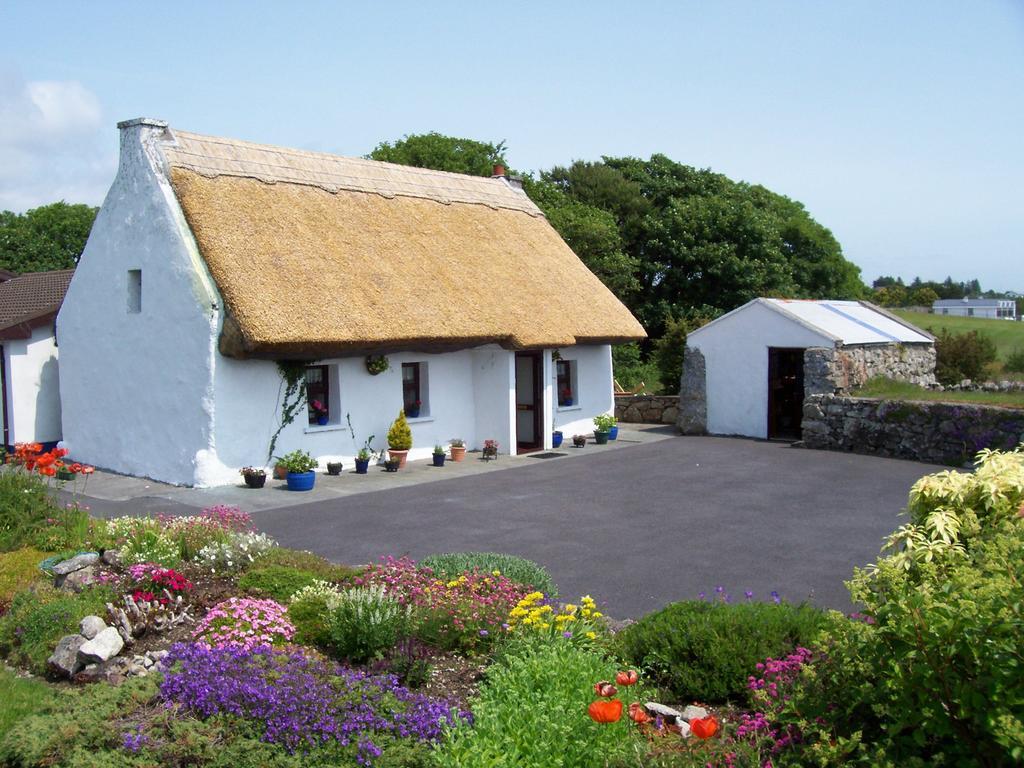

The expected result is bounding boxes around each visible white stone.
[681,705,708,722]
[79,615,107,640]
[644,702,683,720]
[48,635,86,677]
[77,626,124,664]
[52,552,99,576]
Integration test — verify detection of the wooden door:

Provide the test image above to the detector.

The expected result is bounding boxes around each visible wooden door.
[515,352,542,453]
[767,348,805,440]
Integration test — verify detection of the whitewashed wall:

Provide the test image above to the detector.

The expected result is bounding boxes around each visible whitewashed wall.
[552,344,614,439]
[471,347,515,453]
[688,304,832,438]
[2,325,63,444]
[57,120,221,485]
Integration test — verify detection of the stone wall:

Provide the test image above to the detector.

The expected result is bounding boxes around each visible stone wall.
[802,394,1024,465]
[804,343,936,396]
[615,395,680,425]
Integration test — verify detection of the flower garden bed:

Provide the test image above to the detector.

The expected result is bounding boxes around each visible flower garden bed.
[0,441,1022,766]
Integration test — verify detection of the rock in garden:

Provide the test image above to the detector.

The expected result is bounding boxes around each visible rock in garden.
[48,634,86,677]
[680,704,708,722]
[56,565,98,592]
[77,626,124,664]
[79,615,107,639]
[74,663,103,684]
[101,549,121,566]
[677,719,691,738]
[645,702,683,721]
[52,552,99,576]
[127,663,149,677]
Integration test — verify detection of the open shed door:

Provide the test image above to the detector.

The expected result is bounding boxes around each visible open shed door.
[767,348,804,440]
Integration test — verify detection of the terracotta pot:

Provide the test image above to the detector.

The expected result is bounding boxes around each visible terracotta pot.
[450,445,466,462]
[273,463,288,480]
[388,449,409,468]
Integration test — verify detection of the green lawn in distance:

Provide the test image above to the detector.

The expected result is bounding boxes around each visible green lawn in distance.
[853,377,1024,409]
[891,309,1024,380]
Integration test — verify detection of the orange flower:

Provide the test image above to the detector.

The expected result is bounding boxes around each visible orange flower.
[54,447,68,458]
[81,465,95,475]
[616,670,639,687]
[690,716,719,739]
[628,702,652,724]
[70,463,83,473]
[35,452,56,468]
[593,681,618,697]
[588,699,623,723]
[38,465,56,477]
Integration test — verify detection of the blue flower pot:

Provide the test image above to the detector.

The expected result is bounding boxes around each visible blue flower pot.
[286,471,316,491]
[552,432,563,448]
[560,398,573,407]
[608,425,619,440]
[406,407,420,418]
[316,415,328,426]
[355,458,370,474]
[432,453,446,467]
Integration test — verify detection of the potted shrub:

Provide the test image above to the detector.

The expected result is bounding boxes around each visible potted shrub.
[326,461,344,476]
[593,414,615,445]
[432,444,447,467]
[572,434,587,448]
[552,430,564,448]
[240,466,267,489]
[559,387,573,407]
[280,449,318,491]
[383,456,401,472]
[272,458,288,480]
[482,439,499,460]
[355,436,375,474]
[310,399,329,426]
[450,438,466,462]
[387,411,412,468]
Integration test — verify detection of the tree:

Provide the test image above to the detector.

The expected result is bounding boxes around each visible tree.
[369,132,507,177]
[907,286,939,307]
[0,202,97,273]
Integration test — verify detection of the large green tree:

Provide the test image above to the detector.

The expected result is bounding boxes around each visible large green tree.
[0,202,97,274]
[369,132,508,177]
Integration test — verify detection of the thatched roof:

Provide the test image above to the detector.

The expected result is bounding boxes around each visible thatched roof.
[158,128,645,359]
[0,269,74,340]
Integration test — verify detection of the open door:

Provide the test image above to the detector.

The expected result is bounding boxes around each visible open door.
[515,351,543,454]
[767,348,805,440]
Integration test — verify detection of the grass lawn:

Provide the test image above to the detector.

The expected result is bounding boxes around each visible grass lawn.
[853,377,1024,408]
[0,666,57,742]
[893,309,1024,380]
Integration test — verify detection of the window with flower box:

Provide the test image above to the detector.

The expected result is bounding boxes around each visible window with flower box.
[402,362,429,418]
[557,360,577,407]
[305,365,330,425]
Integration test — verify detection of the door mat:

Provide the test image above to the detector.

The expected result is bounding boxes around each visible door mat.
[528,452,569,459]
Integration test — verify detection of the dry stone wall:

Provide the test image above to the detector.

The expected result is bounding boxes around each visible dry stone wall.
[804,343,936,396]
[615,395,680,425]
[802,394,1024,465]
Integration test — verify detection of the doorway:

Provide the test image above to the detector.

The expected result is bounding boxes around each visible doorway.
[515,351,543,454]
[767,348,805,440]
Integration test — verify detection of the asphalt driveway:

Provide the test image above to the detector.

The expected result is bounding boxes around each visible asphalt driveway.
[242,436,928,619]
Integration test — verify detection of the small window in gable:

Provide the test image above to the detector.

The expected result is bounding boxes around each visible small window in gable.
[127,269,142,313]
[402,362,429,417]
[557,360,577,406]
[306,365,330,425]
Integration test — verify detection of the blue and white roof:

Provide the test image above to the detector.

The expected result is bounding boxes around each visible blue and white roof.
[689,299,933,345]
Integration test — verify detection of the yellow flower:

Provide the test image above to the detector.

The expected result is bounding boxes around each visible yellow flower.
[509,607,528,618]
[564,604,577,614]
[592,611,603,618]
[586,631,597,640]
[446,580,459,588]
[492,570,501,577]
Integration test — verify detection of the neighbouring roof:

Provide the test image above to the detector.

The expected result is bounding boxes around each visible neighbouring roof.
[689,298,933,346]
[0,269,74,340]
[155,126,646,358]
[933,298,1015,307]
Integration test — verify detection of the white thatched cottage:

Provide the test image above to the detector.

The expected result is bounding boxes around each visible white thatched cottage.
[57,119,645,486]
[677,298,934,440]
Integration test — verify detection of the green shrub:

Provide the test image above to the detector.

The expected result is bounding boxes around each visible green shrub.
[237,565,320,602]
[327,585,411,663]
[0,472,59,552]
[932,327,998,384]
[0,548,49,612]
[435,635,644,767]
[250,548,359,583]
[615,599,826,703]
[611,342,659,393]
[28,505,110,555]
[420,552,557,597]
[387,411,413,450]
[0,667,57,744]
[0,583,115,674]
[287,594,334,649]
[1005,347,1024,373]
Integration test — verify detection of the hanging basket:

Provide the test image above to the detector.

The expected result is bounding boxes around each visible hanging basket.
[365,355,390,376]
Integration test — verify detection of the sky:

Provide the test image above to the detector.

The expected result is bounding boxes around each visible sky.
[1,1,1022,290]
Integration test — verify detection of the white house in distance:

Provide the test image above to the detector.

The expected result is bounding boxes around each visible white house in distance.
[0,269,74,450]
[932,297,1017,320]
[57,119,645,486]
[678,298,934,440]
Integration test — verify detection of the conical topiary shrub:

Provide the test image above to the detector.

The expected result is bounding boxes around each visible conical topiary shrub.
[387,410,412,451]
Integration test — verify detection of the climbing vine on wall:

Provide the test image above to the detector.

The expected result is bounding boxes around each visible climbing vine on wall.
[267,360,312,463]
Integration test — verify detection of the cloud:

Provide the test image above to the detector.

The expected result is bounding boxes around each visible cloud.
[0,73,116,212]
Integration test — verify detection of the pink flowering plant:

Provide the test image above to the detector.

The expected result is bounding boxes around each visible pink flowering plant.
[193,597,296,651]
[352,556,531,653]
[126,562,193,605]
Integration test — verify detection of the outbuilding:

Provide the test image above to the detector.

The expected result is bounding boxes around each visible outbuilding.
[932,297,1017,320]
[677,298,934,440]
[57,119,645,486]
[0,269,74,450]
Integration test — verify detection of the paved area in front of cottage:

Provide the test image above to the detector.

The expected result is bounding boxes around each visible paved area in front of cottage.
[72,429,930,620]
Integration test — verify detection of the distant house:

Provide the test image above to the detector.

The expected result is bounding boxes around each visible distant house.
[932,297,1017,320]
[678,299,934,440]
[57,119,645,486]
[0,270,74,450]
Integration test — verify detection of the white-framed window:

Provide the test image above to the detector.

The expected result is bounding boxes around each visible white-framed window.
[556,359,578,407]
[402,362,429,418]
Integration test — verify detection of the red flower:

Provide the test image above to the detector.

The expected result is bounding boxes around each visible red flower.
[35,452,56,468]
[616,670,639,687]
[38,465,56,477]
[690,716,719,739]
[70,463,83,473]
[81,465,95,474]
[593,681,618,697]
[588,699,623,723]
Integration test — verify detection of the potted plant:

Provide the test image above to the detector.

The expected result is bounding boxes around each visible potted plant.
[355,436,375,474]
[593,414,615,445]
[482,439,499,460]
[365,354,389,376]
[387,411,413,468]
[559,387,574,407]
[405,399,422,419]
[572,434,587,448]
[552,430,564,448]
[450,438,466,462]
[432,444,447,467]
[310,399,329,426]
[326,461,344,476]
[272,458,288,480]
[280,449,318,491]
[240,466,267,489]
[383,457,401,472]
